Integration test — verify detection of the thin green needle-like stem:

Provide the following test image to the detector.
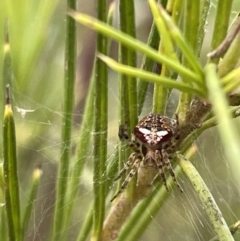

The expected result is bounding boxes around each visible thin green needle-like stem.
[138,21,160,115]
[208,14,240,61]
[154,1,203,79]
[52,0,76,239]
[197,0,211,56]
[76,5,115,239]
[222,67,240,85]
[22,166,42,238]
[138,0,168,115]
[210,0,233,64]
[98,54,204,97]
[152,73,169,114]
[69,10,201,83]
[151,1,179,114]
[91,1,108,241]
[63,73,94,236]
[0,161,3,241]
[76,205,93,241]
[76,147,119,241]
[222,67,240,94]
[120,0,137,131]
[183,0,199,57]
[209,221,240,241]
[0,207,7,241]
[3,86,21,241]
[118,0,137,202]
[205,63,240,187]
[218,16,240,78]
[172,0,183,24]
[176,0,200,120]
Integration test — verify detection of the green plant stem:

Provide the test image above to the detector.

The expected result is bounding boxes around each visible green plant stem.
[182,0,200,95]
[0,163,4,200]
[76,4,115,238]
[69,10,201,83]
[138,0,168,115]
[76,147,119,241]
[0,207,7,241]
[152,76,169,114]
[178,155,234,241]
[222,67,240,86]
[22,166,42,237]
[218,16,240,78]
[118,0,137,202]
[209,220,240,241]
[150,0,179,63]
[3,86,21,241]
[120,0,137,131]
[222,67,240,94]
[91,1,108,240]
[151,1,182,114]
[183,0,199,56]
[197,0,211,56]
[210,0,233,64]
[177,0,200,121]
[138,19,160,115]
[98,54,204,97]
[172,0,183,23]
[205,63,240,188]
[76,205,93,241]
[151,1,179,114]
[0,2,5,91]
[155,2,203,79]
[63,71,94,237]
[52,0,76,239]
[208,14,240,60]
[107,2,115,33]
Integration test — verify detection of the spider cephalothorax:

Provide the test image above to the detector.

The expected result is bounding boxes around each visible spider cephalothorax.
[111,113,183,202]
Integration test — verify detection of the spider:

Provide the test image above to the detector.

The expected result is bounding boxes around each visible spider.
[111,113,183,202]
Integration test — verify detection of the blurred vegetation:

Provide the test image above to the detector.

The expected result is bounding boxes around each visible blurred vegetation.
[0,0,240,241]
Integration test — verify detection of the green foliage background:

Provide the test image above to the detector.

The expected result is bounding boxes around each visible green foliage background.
[0,0,240,241]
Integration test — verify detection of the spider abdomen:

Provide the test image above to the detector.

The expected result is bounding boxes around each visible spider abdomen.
[134,114,175,147]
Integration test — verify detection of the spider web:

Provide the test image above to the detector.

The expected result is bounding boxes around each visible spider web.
[1,1,240,241]
[139,130,240,241]
[5,69,240,241]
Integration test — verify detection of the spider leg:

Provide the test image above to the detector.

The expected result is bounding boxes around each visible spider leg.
[155,150,169,191]
[129,140,141,151]
[111,158,141,202]
[114,140,141,181]
[118,124,129,141]
[161,149,183,192]
[113,152,136,181]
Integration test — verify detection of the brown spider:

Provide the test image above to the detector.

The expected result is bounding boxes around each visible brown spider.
[111,113,183,202]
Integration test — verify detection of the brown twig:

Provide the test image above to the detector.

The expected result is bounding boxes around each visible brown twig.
[207,13,240,59]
